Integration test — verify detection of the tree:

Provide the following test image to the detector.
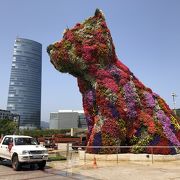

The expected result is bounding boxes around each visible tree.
[176,109,180,118]
[0,119,18,136]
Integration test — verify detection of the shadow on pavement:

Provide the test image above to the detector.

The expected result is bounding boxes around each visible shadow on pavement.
[44,168,101,180]
[0,160,99,179]
[0,159,52,171]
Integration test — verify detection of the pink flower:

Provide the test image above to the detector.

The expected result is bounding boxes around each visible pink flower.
[64,31,74,42]
[82,45,97,62]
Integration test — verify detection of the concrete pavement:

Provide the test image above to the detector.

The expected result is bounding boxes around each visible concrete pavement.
[1,156,180,179]
[48,160,180,180]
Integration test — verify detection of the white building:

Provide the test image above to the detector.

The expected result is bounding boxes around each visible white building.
[49,110,87,129]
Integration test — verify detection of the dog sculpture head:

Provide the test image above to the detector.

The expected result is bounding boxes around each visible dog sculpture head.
[47,9,116,77]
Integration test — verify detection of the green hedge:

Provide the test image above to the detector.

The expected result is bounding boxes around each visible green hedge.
[0,119,18,135]
[48,154,66,161]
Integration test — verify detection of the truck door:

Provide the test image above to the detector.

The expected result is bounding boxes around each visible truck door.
[0,137,13,159]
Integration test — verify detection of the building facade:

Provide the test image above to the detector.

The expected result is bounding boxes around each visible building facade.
[7,38,42,129]
[0,109,20,124]
[49,110,87,129]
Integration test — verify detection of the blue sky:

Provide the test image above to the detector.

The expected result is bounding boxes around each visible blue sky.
[0,0,180,122]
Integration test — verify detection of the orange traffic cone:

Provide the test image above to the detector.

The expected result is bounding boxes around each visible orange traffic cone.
[93,157,97,168]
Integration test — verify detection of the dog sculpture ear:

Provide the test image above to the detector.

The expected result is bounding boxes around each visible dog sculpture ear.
[94,8,105,19]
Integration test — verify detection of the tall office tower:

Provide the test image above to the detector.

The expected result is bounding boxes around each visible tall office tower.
[7,38,42,129]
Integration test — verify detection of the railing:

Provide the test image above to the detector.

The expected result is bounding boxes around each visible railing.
[66,145,180,164]
[47,144,180,165]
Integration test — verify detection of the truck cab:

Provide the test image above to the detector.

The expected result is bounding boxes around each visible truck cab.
[0,136,13,159]
[0,135,48,171]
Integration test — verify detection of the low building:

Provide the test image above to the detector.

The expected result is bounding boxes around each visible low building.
[49,110,87,129]
[0,109,20,123]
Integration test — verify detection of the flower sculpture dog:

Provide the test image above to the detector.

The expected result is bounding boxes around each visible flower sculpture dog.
[47,9,180,154]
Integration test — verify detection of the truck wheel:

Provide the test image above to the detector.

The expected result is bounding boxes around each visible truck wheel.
[30,164,35,170]
[38,160,46,170]
[12,155,21,171]
[0,157,3,163]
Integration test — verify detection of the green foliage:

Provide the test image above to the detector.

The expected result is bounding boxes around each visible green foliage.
[0,119,18,135]
[176,109,180,118]
[48,154,66,161]
[131,133,153,153]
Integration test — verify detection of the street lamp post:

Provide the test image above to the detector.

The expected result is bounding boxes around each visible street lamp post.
[171,92,177,115]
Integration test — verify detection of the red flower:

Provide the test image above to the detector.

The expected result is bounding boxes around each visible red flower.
[64,31,74,42]
[88,65,98,74]
[139,111,156,134]
[146,138,170,155]
[101,21,107,28]
[102,119,120,138]
[98,78,119,93]
[115,61,129,73]
[82,45,97,62]
[119,79,128,86]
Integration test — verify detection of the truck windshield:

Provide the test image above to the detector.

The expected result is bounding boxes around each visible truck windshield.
[15,138,38,145]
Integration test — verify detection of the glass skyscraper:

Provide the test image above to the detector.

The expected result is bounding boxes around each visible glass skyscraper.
[7,38,42,129]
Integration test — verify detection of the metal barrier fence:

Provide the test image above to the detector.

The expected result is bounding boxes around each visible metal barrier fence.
[47,144,180,166]
[66,145,180,164]
[46,145,180,178]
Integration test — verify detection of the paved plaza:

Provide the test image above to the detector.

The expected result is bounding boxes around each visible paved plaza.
[1,158,180,180]
[48,160,180,180]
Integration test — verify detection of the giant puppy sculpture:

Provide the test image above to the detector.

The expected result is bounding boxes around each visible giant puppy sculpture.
[47,9,180,154]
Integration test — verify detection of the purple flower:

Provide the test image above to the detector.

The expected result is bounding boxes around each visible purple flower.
[93,132,102,153]
[149,135,161,146]
[109,66,121,82]
[108,103,120,118]
[86,116,94,127]
[88,125,93,135]
[144,92,156,108]
[156,110,180,146]
[85,90,95,106]
[123,83,137,119]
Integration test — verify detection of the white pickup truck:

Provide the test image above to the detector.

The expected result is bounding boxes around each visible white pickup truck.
[0,135,48,170]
